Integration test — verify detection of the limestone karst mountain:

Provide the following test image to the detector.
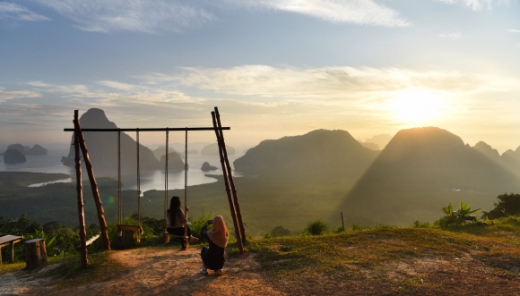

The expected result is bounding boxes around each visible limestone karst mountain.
[233,129,379,181]
[159,152,185,173]
[200,143,235,156]
[364,134,392,150]
[201,161,218,171]
[473,141,520,178]
[153,146,178,161]
[61,108,184,175]
[1,144,47,156]
[26,144,47,156]
[337,127,520,226]
[501,146,520,176]
[4,149,27,164]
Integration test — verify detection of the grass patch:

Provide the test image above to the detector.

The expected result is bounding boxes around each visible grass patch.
[246,225,520,283]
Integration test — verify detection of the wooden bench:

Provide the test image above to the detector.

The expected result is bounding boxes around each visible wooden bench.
[0,235,23,264]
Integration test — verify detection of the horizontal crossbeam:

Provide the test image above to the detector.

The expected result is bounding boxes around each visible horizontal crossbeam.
[64,127,230,132]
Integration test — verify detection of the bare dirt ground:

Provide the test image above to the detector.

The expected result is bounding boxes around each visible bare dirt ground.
[1,247,519,296]
[1,247,283,296]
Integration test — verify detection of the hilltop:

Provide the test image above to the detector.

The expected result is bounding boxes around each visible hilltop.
[2,220,520,296]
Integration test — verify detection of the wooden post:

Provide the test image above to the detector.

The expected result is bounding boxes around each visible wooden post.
[214,107,246,242]
[211,111,243,254]
[136,129,142,231]
[74,110,88,268]
[74,111,111,251]
[341,212,345,231]
[25,239,47,269]
[164,130,170,244]
[184,130,189,244]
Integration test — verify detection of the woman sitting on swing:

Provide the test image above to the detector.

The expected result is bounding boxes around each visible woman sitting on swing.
[167,196,199,249]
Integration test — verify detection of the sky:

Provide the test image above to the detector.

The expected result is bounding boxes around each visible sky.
[1,0,519,153]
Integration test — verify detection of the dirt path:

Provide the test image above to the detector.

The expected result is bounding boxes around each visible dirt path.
[9,247,284,296]
[2,246,519,296]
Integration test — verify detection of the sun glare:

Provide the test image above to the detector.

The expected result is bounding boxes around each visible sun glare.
[389,90,445,125]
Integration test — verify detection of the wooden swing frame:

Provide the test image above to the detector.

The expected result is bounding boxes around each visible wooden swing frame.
[66,107,245,268]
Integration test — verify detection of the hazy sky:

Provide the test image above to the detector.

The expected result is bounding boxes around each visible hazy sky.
[1,0,519,153]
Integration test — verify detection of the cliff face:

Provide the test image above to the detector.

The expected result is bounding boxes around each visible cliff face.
[61,108,183,175]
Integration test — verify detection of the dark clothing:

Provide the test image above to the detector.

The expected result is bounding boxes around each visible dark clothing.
[167,227,191,249]
[167,227,191,237]
[200,225,226,271]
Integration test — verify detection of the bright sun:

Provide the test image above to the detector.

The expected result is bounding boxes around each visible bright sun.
[388,90,445,125]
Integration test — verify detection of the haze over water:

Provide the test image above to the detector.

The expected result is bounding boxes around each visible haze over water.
[0,149,244,191]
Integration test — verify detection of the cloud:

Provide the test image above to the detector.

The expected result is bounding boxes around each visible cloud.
[33,0,213,33]
[24,80,203,107]
[98,80,137,91]
[439,33,461,39]
[154,65,517,101]
[95,90,204,105]
[436,0,509,10]
[225,0,409,27]
[510,29,520,33]
[27,81,89,94]
[0,88,41,102]
[0,2,49,21]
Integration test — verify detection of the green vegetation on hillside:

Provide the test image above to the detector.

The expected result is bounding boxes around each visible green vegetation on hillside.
[0,172,70,187]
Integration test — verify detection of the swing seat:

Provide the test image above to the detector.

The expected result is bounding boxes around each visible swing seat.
[164,231,189,245]
[117,224,144,243]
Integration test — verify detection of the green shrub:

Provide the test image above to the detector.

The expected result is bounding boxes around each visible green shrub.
[351,223,366,231]
[269,225,291,237]
[304,220,328,236]
[413,220,431,228]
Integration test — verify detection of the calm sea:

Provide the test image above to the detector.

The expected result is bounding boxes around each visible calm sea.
[0,149,243,191]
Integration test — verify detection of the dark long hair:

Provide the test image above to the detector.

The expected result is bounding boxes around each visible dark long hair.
[169,196,181,225]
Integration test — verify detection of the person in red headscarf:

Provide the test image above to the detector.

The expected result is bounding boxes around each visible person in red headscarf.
[199,215,229,275]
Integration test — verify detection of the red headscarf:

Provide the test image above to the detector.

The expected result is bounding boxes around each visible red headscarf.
[207,215,229,248]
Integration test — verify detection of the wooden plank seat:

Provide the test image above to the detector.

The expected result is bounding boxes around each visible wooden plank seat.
[163,231,189,244]
[0,235,23,264]
[117,225,144,243]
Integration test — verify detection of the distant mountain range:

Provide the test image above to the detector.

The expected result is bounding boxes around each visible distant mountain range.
[61,108,184,175]
[233,126,520,226]
[2,144,47,164]
[473,141,520,178]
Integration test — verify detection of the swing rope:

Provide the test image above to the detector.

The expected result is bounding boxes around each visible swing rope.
[118,130,122,225]
[136,129,141,228]
[164,130,169,234]
[184,130,188,238]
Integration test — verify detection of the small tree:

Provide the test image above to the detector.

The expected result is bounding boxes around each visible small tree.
[438,202,480,228]
[482,193,520,219]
